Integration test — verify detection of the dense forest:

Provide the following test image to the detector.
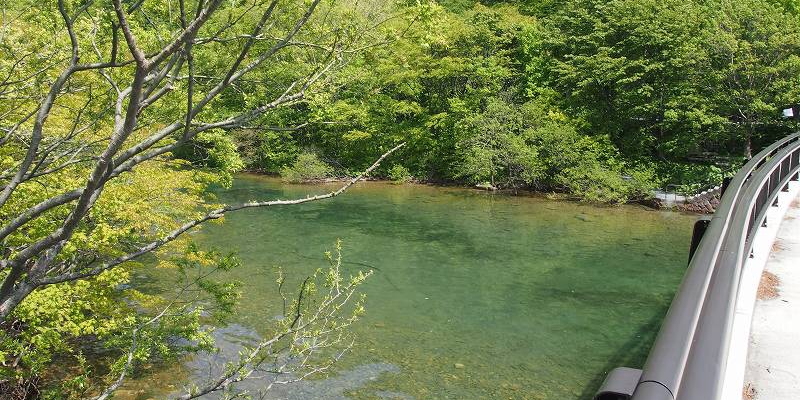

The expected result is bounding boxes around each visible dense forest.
[0,0,799,398]
[204,0,800,202]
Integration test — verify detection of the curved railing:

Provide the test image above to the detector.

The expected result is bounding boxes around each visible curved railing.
[595,132,800,400]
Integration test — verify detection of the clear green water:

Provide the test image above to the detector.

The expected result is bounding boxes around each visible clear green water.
[125,174,695,399]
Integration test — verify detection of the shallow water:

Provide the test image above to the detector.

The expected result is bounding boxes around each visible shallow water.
[124,175,695,399]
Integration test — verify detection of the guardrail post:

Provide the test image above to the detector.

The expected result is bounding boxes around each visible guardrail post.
[721,176,732,195]
[688,215,713,264]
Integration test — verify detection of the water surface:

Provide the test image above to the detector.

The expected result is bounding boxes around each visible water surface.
[127,175,694,399]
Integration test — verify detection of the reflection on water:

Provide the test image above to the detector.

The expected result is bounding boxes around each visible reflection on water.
[182,325,404,400]
[121,175,695,399]
[120,324,405,400]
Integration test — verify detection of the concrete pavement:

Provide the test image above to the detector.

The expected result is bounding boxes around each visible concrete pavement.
[743,194,800,399]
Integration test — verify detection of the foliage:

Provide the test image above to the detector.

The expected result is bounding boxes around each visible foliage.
[387,164,413,183]
[0,243,238,398]
[454,97,541,188]
[226,0,800,201]
[536,0,800,160]
[436,93,656,201]
[520,102,657,202]
[280,153,335,183]
[234,129,300,173]
[0,0,384,398]
[3,0,800,396]
[654,162,739,195]
[173,130,245,187]
[536,0,717,158]
[705,0,800,157]
[0,269,131,377]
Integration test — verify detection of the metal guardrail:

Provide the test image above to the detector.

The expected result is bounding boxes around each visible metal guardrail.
[595,132,800,400]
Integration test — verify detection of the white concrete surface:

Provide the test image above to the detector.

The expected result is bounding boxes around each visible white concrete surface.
[743,185,800,399]
[721,179,800,400]
[652,190,686,207]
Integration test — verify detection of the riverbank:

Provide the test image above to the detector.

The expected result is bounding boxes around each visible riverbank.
[240,170,674,210]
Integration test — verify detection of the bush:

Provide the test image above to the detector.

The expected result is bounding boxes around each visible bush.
[557,164,655,204]
[173,129,244,187]
[452,98,543,188]
[281,153,334,183]
[233,129,299,173]
[624,166,660,201]
[525,118,658,203]
[387,164,412,183]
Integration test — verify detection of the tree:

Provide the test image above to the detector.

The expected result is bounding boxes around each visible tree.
[284,3,533,180]
[539,0,715,159]
[0,0,402,397]
[705,0,800,157]
[537,0,800,163]
[454,97,541,188]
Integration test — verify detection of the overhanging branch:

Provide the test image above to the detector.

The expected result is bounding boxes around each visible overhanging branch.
[35,143,405,286]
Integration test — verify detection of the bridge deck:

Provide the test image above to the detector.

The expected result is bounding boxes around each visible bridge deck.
[744,193,800,399]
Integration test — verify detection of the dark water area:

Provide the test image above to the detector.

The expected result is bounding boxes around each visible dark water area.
[121,174,695,399]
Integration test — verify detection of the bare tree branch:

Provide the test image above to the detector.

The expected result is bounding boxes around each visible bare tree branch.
[33,143,404,288]
[0,0,405,344]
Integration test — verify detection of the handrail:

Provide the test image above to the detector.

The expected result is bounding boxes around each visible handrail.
[675,135,800,399]
[597,132,800,400]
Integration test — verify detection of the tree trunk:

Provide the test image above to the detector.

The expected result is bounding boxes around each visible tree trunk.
[745,124,753,159]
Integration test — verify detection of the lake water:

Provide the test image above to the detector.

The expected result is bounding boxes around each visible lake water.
[123,174,695,399]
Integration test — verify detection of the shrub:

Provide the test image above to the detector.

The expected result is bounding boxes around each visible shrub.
[281,153,334,183]
[387,164,412,183]
[452,98,544,188]
[552,164,655,204]
[525,119,658,203]
[233,129,299,173]
[173,129,244,187]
